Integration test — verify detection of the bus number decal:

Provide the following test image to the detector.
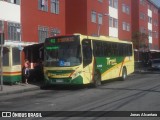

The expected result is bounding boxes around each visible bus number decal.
[97,65,102,68]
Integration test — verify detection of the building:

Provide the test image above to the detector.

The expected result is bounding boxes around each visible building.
[0,0,21,41]
[118,0,132,41]
[1,0,159,47]
[1,0,160,63]
[66,0,108,37]
[66,0,132,41]
[132,0,159,51]
[21,0,65,43]
[132,0,160,62]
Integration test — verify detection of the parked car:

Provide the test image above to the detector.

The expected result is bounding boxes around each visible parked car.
[151,59,160,70]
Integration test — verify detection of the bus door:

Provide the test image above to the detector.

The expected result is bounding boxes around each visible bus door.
[82,39,93,84]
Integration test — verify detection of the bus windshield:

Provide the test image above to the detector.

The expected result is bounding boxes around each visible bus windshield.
[44,36,81,67]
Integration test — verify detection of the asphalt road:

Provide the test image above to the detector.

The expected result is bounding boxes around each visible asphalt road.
[0,73,160,120]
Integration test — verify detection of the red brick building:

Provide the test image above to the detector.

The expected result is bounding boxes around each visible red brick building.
[20,0,159,49]
[1,0,159,47]
[21,0,65,43]
[132,0,159,51]
[65,0,109,36]
[0,0,20,41]
[118,0,132,41]
[66,0,132,41]
[1,0,159,53]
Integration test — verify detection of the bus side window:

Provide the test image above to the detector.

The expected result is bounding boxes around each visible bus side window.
[82,39,92,68]
[3,48,9,66]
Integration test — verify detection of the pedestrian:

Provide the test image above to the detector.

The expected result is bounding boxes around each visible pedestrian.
[22,59,30,84]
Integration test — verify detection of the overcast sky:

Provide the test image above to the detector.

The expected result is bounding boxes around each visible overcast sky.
[150,0,160,7]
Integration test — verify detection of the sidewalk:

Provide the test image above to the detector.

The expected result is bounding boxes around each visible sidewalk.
[0,83,41,96]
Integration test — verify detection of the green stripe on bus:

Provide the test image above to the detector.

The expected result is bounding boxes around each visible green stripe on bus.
[45,76,83,85]
[71,76,83,84]
[2,75,22,84]
[95,57,125,74]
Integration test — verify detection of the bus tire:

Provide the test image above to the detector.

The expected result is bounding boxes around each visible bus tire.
[121,67,127,81]
[92,70,101,87]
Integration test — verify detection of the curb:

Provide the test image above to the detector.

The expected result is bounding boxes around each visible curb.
[134,70,160,74]
[0,86,40,96]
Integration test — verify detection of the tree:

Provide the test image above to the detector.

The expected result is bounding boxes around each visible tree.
[132,32,149,51]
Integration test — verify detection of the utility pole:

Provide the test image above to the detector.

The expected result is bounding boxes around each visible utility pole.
[0,33,4,91]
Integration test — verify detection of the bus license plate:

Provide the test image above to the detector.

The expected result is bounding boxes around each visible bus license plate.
[56,79,63,83]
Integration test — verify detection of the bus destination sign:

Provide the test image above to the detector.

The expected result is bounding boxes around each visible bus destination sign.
[49,37,75,44]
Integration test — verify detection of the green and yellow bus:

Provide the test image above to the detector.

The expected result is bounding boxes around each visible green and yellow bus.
[0,45,21,85]
[0,41,37,85]
[43,34,134,87]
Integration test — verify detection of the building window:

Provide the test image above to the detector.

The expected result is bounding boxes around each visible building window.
[153,19,158,26]
[38,26,49,43]
[148,4,152,10]
[126,23,130,31]
[109,0,118,9]
[109,17,118,28]
[51,0,59,14]
[7,0,20,5]
[38,0,48,12]
[140,0,145,5]
[148,30,152,37]
[8,22,21,41]
[155,32,158,39]
[0,20,4,33]
[148,16,152,23]
[91,11,97,23]
[122,4,130,14]
[109,17,113,27]
[122,22,130,31]
[50,28,60,36]
[98,13,103,25]
[98,0,103,2]
[140,12,146,20]
[140,27,146,33]
[122,22,125,30]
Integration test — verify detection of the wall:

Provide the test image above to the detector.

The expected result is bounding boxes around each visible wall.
[65,0,87,35]
[0,1,20,23]
[66,0,108,36]
[87,0,108,36]
[21,0,65,43]
[118,0,132,41]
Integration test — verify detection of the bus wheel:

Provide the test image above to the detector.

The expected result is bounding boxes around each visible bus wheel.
[121,67,127,81]
[92,71,101,87]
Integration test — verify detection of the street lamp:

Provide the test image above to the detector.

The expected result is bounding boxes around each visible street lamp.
[0,33,4,91]
[97,13,110,36]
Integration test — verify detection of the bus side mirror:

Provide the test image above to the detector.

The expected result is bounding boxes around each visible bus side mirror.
[0,33,5,45]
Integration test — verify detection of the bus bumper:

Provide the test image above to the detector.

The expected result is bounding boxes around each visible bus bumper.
[44,76,83,85]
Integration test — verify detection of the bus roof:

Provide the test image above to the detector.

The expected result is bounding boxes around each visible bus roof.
[45,33,132,44]
[4,40,38,47]
[73,33,132,44]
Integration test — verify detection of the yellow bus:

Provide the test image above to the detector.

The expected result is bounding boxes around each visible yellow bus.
[43,34,134,87]
[0,45,21,85]
[0,41,37,85]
